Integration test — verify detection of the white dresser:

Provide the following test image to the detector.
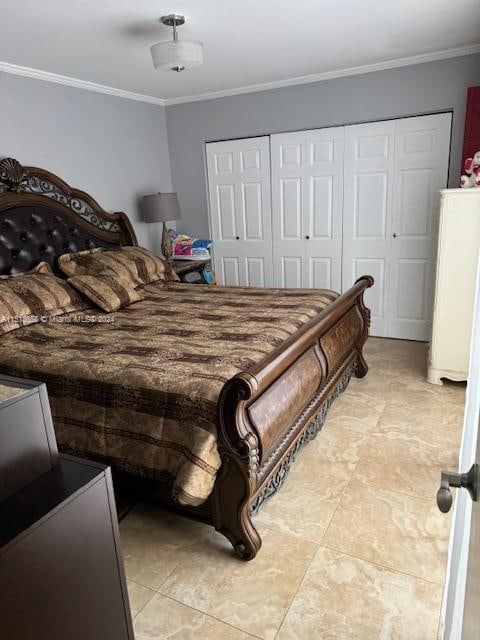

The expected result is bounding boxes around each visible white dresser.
[428,189,480,384]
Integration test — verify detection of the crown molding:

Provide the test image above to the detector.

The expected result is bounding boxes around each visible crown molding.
[164,44,480,105]
[1,43,479,107]
[0,61,166,106]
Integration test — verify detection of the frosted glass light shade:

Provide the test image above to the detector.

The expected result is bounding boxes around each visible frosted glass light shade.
[151,40,204,71]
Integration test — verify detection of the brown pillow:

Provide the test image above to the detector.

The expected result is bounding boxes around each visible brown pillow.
[58,246,179,286]
[68,273,141,312]
[121,246,179,285]
[57,247,105,277]
[0,262,86,334]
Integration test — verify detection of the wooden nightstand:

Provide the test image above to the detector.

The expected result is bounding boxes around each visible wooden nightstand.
[172,258,213,284]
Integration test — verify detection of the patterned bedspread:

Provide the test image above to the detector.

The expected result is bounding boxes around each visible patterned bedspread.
[0,282,337,505]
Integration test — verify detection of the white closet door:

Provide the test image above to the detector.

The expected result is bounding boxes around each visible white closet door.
[343,114,451,340]
[270,128,344,290]
[342,120,395,337]
[389,113,452,340]
[206,137,273,286]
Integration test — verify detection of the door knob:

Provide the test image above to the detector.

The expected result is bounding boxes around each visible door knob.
[437,464,479,513]
[305,235,310,240]
[235,236,240,240]
[392,232,398,238]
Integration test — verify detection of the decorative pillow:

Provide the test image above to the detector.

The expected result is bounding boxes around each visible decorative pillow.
[118,247,179,285]
[67,273,141,312]
[0,262,87,334]
[57,247,106,277]
[58,246,179,286]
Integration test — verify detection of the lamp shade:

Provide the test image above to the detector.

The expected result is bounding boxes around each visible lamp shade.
[142,192,182,223]
[150,40,203,71]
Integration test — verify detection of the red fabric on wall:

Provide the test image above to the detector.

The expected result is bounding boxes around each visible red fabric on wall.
[462,86,480,164]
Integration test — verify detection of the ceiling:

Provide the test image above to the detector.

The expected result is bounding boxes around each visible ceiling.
[1,0,479,104]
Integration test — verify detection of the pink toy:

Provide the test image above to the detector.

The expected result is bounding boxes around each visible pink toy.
[460,151,480,188]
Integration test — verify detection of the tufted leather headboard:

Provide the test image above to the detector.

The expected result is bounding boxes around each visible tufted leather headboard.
[0,158,137,275]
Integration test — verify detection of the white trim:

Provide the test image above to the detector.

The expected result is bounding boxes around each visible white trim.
[0,61,166,106]
[164,44,480,105]
[1,43,479,107]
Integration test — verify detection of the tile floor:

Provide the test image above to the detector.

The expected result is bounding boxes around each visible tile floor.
[121,338,466,639]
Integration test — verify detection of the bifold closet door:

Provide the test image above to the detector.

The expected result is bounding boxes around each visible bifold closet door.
[270,128,344,290]
[389,113,451,340]
[206,137,273,286]
[342,120,395,337]
[342,113,451,339]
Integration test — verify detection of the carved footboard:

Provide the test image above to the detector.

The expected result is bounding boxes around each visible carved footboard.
[212,276,373,559]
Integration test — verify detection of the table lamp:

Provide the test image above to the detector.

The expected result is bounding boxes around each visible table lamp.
[142,192,181,262]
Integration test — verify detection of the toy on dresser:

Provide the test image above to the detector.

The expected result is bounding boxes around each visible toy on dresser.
[460,151,480,188]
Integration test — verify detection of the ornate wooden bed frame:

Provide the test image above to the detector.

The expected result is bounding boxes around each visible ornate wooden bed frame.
[0,158,373,560]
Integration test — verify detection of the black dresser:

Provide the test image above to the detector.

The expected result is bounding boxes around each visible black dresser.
[0,375,134,640]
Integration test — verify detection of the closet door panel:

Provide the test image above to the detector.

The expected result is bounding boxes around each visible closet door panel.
[308,257,332,290]
[245,257,267,287]
[281,256,303,288]
[206,137,273,286]
[271,128,343,291]
[305,128,344,291]
[271,132,306,287]
[241,182,264,240]
[220,257,241,287]
[280,178,303,239]
[351,257,387,326]
[343,121,395,337]
[215,184,238,240]
[389,113,451,340]
[310,176,333,238]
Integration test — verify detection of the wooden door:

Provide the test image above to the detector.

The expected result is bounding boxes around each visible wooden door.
[270,128,344,290]
[206,137,273,286]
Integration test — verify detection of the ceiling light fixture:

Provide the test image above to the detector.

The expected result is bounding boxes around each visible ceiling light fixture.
[150,14,203,73]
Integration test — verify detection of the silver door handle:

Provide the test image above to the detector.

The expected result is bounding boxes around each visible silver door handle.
[437,464,479,513]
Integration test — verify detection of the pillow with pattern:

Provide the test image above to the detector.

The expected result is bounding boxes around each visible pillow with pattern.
[57,247,106,277]
[0,262,87,334]
[68,273,141,313]
[58,246,179,286]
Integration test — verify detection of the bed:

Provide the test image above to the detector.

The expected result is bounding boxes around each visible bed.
[0,157,373,559]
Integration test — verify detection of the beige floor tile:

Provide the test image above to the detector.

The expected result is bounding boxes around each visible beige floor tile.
[353,433,459,501]
[373,400,463,449]
[255,461,353,544]
[363,431,459,468]
[127,580,155,618]
[353,457,443,502]
[120,505,208,591]
[277,547,442,640]
[134,594,253,640]
[323,388,386,434]
[160,527,317,640]
[310,422,370,463]
[324,483,451,584]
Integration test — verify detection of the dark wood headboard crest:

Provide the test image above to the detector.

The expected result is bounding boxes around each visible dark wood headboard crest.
[0,157,136,237]
[0,158,137,275]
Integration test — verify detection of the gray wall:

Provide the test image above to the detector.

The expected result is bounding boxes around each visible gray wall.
[0,72,171,252]
[166,53,480,238]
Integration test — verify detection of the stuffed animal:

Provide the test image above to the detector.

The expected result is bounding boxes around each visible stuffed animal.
[460,151,480,188]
